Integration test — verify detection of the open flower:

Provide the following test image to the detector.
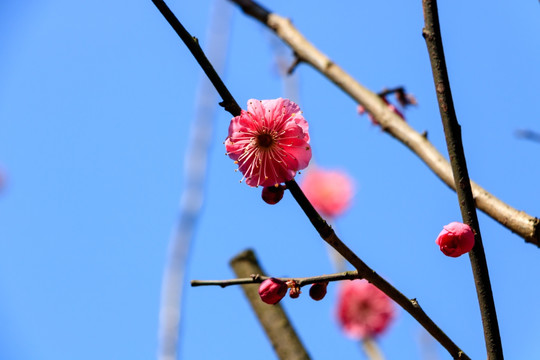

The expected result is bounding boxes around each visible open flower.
[301,168,354,218]
[225,98,312,187]
[436,222,475,257]
[336,280,395,339]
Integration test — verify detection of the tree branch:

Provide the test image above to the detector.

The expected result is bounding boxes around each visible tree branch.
[191,270,361,288]
[284,179,471,360]
[422,1,503,358]
[228,0,540,247]
[230,250,311,360]
[151,0,241,117]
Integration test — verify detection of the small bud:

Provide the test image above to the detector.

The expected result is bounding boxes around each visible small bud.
[289,286,301,299]
[436,222,475,257]
[261,185,286,205]
[258,278,288,305]
[309,282,328,301]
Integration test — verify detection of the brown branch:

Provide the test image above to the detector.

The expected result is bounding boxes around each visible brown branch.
[284,179,471,360]
[191,270,361,288]
[230,250,311,360]
[151,0,241,117]
[422,1,503,358]
[229,0,540,247]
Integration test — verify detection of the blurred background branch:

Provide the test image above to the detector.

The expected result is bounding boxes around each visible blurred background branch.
[157,1,233,359]
[515,129,540,143]
[230,249,311,360]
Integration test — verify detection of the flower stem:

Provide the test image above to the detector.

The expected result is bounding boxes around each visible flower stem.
[422,0,503,358]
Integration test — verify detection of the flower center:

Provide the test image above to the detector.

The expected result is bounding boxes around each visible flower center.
[256,132,275,149]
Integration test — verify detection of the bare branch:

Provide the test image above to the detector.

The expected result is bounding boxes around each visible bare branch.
[191,270,361,288]
[422,1,503,357]
[285,179,471,360]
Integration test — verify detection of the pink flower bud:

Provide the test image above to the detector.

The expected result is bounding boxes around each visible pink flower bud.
[436,222,475,257]
[261,185,286,205]
[258,278,288,305]
[309,282,328,301]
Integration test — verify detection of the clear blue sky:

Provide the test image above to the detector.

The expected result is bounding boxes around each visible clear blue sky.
[1,0,539,359]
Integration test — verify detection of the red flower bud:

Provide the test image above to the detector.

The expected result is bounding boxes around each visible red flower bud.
[261,185,286,205]
[258,278,288,305]
[436,222,475,257]
[289,286,301,299]
[309,282,328,301]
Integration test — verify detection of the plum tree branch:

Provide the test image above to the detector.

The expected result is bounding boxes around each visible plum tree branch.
[284,180,470,360]
[191,270,361,288]
[151,0,241,116]
[422,1,503,358]
[229,0,540,247]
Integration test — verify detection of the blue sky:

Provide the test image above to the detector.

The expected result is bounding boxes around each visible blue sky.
[1,0,539,359]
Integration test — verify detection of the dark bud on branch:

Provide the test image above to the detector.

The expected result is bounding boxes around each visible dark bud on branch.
[262,185,287,205]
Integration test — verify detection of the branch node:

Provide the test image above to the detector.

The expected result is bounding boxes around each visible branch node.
[287,55,303,75]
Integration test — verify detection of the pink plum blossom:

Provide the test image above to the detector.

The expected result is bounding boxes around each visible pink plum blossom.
[336,280,395,339]
[301,168,354,218]
[225,98,312,187]
[436,222,475,257]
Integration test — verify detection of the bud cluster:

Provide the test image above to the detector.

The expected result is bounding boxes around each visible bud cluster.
[258,278,330,305]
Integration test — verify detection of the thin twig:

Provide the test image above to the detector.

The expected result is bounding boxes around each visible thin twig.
[230,250,311,360]
[151,3,470,358]
[151,0,241,117]
[229,0,540,247]
[422,1,503,358]
[191,270,361,288]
